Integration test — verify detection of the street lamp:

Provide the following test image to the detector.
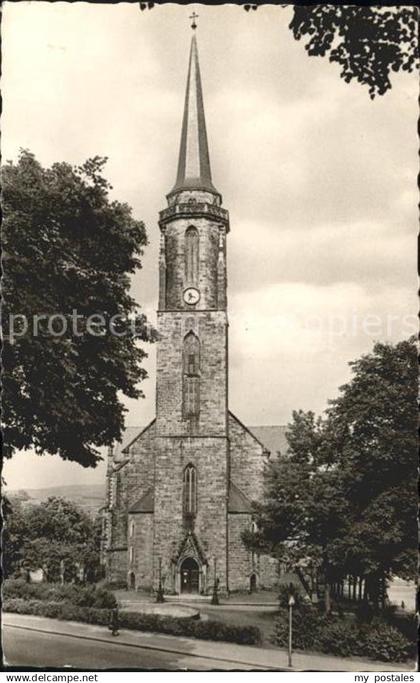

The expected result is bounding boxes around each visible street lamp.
[156,556,164,603]
[211,557,219,605]
[288,594,295,668]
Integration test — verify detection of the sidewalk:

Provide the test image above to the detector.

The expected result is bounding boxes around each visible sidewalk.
[115,589,279,608]
[3,612,414,672]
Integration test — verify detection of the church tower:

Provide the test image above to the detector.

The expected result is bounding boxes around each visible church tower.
[103,26,279,596]
[154,32,230,593]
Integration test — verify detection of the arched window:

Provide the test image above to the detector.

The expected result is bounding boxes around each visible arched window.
[129,520,135,538]
[183,332,200,417]
[185,227,199,284]
[183,331,200,375]
[183,464,197,516]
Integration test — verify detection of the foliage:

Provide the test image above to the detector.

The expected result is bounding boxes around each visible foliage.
[244,339,417,610]
[326,339,418,584]
[1,497,28,577]
[289,6,419,98]
[2,496,102,581]
[277,583,307,610]
[3,579,117,609]
[2,150,158,467]
[273,604,324,651]
[271,605,414,662]
[3,598,262,645]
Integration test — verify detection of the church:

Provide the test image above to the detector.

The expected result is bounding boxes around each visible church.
[102,30,287,595]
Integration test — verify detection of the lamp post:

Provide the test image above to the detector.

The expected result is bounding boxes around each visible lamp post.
[288,594,295,668]
[156,556,164,603]
[211,557,219,605]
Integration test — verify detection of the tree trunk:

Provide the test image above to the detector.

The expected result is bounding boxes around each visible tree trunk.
[358,577,362,601]
[324,582,331,614]
[363,577,368,601]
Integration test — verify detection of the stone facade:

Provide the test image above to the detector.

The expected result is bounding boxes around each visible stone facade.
[102,33,282,595]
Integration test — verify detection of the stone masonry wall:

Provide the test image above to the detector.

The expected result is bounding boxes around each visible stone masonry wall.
[227,513,253,591]
[106,422,156,585]
[164,218,223,311]
[125,422,156,508]
[128,513,154,591]
[156,311,228,437]
[153,435,228,594]
[228,412,267,503]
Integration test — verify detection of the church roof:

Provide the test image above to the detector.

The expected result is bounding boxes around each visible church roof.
[228,482,253,514]
[169,34,218,197]
[113,426,144,460]
[249,425,289,458]
[129,488,154,513]
[112,420,155,460]
[113,423,288,461]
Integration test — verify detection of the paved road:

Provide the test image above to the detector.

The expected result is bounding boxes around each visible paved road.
[3,625,262,670]
[3,613,412,672]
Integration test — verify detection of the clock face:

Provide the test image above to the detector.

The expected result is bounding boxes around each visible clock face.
[184,287,200,305]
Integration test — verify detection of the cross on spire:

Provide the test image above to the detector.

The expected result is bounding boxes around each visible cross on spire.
[189,12,198,30]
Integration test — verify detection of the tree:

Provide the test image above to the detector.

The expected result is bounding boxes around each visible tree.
[2,496,29,577]
[325,338,418,596]
[4,496,103,582]
[2,150,158,467]
[244,338,417,612]
[289,6,419,98]
[243,412,350,613]
[23,497,93,546]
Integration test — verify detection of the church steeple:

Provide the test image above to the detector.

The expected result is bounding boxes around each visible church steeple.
[170,33,218,197]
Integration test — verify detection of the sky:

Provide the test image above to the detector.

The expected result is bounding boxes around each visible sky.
[2,2,418,490]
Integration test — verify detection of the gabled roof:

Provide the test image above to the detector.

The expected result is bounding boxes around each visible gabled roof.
[249,425,289,458]
[229,411,269,454]
[129,488,154,514]
[113,427,145,460]
[112,420,155,460]
[228,482,253,514]
[175,530,207,565]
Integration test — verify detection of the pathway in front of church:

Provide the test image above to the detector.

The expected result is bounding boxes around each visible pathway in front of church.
[3,613,413,672]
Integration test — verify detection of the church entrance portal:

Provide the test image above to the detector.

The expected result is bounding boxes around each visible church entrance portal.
[180,557,199,594]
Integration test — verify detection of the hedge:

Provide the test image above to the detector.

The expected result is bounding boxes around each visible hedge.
[3,579,117,609]
[272,605,415,662]
[3,598,262,646]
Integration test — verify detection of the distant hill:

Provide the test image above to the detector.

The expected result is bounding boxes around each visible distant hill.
[6,484,106,516]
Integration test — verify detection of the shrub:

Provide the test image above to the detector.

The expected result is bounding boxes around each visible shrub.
[381,605,417,642]
[318,621,362,658]
[277,583,307,610]
[271,606,414,662]
[359,621,414,663]
[3,598,262,646]
[100,580,127,591]
[3,579,51,601]
[272,604,324,650]
[3,579,117,609]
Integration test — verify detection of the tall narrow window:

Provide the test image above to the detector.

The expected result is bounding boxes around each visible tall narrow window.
[183,464,197,516]
[185,227,199,284]
[183,332,200,417]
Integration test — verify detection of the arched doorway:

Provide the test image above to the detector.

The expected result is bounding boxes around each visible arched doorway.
[250,573,257,593]
[129,571,136,590]
[180,557,199,594]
